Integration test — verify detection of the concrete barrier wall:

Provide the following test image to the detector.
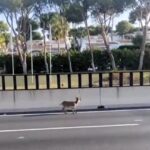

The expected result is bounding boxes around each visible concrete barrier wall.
[0,87,150,111]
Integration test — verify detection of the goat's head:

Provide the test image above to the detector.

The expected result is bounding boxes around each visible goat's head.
[75,97,81,103]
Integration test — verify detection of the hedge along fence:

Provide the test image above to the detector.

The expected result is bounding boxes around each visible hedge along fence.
[1,49,150,74]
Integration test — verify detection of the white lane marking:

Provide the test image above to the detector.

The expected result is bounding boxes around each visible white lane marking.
[134,119,143,122]
[17,136,25,140]
[0,124,139,133]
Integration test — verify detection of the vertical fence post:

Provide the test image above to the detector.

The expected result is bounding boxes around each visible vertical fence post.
[57,74,61,89]
[89,73,92,88]
[68,74,71,89]
[46,74,50,89]
[13,75,17,90]
[99,73,103,87]
[2,75,5,91]
[24,75,28,90]
[35,74,39,90]
[119,72,123,87]
[78,73,82,88]
[130,72,133,86]
[109,72,113,87]
[140,72,143,86]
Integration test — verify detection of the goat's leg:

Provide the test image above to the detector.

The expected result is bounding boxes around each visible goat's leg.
[62,107,65,114]
[63,107,67,114]
[73,106,77,114]
[75,109,77,114]
[72,108,76,114]
[74,108,77,114]
[72,108,75,114]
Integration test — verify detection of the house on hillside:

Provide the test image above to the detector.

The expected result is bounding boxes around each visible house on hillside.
[81,34,132,51]
[81,30,150,51]
[7,39,71,55]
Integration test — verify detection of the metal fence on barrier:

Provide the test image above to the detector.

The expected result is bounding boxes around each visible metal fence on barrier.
[0,71,150,91]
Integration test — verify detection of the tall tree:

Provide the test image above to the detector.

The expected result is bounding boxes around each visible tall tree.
[50,14,73,73]
[69,27,87,51]
[116,21,134,38]
[17,17,40,41]
[91,0,135,70]
[130,0,150,70]
[34,0,51,73]
[50,0,73,73]
[0,0,37,74]
[65,0,96,72]
[0,21,9,52]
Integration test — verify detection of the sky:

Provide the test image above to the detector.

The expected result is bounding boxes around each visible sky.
[87,10,131,30]
[0,11,131,31]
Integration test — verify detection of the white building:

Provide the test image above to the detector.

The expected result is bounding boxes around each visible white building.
[26,39,71,55]
[81,34,131,51]
[81,30,150,51]
[7,39,71,55]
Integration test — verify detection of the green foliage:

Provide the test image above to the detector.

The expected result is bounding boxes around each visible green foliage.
[0,21,9,33]
[0,21,10,48]
[40,13,56,30]
[50,14,70,40]
[32,32,42,40]
[132,34,143,47]
[129,2,150,24]
[116,21,134,36]
[4,55,22,74]
[0,54,5,68]
[27,55,46,73]
[69,27,87,38]
[118,45,140,50]
[65,3,83,24]
[2,48,150,74]
[113,49,139,70]
[92,0,134,16]
[17,17,40,41]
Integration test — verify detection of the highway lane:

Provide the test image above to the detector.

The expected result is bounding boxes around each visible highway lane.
[0,109,150,150]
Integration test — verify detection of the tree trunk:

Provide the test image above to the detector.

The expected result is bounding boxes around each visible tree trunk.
[138,24,148,70]
[4,13,28,74]
[42,30,49,73]
[58,39,61,54]
[22,53,27,74]
[101,27,116,70]
[64,38,73,73]
[84,19,96,72]
[15,36,28,74]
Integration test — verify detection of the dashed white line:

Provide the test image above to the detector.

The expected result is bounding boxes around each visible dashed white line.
[0,124,139,133]
[134,119,143,122]
[17,136,25,140]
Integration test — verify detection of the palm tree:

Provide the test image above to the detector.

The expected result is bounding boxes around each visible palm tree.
[51,14,73,73]
[50,14,62,53]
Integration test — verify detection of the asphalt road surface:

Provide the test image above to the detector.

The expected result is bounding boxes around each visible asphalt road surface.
[0,109,150,150]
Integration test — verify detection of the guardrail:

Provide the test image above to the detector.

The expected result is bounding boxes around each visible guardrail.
[0,71,150,91]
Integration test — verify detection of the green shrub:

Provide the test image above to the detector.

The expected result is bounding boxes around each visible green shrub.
[1,48,150,74]
[118,45,140,50]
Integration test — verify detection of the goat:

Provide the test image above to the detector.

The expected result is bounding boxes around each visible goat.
[61,97,80,114]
